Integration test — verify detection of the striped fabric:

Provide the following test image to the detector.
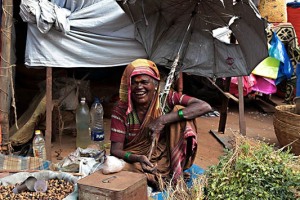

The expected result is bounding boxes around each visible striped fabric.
[110,90,190,144]
[110,59,198,187]
[0,153,50,171]
[170,121,197,180]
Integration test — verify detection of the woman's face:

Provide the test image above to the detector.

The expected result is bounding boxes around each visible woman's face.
[131,74,157,106]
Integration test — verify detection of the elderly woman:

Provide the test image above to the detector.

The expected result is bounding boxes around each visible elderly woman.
[110,59,212,190]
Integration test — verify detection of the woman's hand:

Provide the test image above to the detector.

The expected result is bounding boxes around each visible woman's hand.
[138,155,157,173]
[148,116,166,138]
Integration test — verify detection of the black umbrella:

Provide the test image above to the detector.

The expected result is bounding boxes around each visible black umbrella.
[119,0,268,78]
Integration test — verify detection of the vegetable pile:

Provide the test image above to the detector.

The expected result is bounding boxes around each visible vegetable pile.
[204,135,300,199]
[160,135,300,200]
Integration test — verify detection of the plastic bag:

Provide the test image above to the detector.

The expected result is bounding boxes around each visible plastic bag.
[269,32,293,85]
[50,147,106,177]
[102,156,125,174]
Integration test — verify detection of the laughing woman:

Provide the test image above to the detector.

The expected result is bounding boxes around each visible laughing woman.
[110,59,212,190]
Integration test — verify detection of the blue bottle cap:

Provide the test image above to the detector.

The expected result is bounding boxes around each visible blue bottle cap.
[94,97,100,103]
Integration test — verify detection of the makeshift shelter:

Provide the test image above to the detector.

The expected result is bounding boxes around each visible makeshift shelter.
[1,0,269,157]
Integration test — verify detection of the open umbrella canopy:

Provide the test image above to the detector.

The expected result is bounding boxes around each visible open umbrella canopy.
[119,0,269,78]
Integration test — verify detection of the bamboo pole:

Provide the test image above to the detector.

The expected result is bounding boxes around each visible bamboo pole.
[0,0,13,147]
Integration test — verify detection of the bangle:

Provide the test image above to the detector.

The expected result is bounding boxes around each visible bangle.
[178,109,184,119]
[124,152,132,160]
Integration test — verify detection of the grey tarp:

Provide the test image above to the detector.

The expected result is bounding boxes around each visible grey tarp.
[20,0,147,68]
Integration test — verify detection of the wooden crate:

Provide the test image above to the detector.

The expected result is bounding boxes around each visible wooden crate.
[78,171,148,200]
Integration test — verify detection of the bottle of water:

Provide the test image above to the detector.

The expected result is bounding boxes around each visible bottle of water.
[90,97,105,150]
[76,97,91,148]
[32,130,47,160]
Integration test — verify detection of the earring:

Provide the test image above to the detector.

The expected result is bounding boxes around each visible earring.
[155,87,158,90]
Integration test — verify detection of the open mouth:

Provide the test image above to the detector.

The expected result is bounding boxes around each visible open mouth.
[133,91,147,98]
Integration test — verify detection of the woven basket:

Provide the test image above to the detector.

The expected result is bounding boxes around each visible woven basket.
[274,105,300,127]
[273,105,300,155]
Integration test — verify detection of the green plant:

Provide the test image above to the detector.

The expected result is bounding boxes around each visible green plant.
[204,136,300,200]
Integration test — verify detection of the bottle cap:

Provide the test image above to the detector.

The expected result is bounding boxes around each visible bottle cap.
[94,97,100,103]
[35,130,41,135]
[80,97,86,104]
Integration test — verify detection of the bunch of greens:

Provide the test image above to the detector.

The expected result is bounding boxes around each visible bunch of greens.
[204,136,300,199]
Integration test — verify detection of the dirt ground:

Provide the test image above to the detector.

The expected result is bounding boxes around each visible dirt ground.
[50,96,281,171]
[12,66,282,171]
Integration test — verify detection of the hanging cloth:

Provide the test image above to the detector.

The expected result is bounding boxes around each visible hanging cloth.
[287,2,300,46]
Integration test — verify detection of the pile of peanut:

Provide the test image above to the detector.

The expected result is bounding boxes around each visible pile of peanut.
[0,178,74,200]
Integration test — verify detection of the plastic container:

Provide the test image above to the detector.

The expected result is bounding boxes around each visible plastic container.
[76,97,91,148]
[90,97,105,150]
[296,63,300,96]
[32,130,47,160]
[294,97,300,115]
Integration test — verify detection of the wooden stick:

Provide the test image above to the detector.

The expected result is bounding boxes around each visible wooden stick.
[206,77,239,102]
[147,138,156,160]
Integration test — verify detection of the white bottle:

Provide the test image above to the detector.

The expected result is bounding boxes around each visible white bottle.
[76,97,91,148]
[32,130,47,160]
[90,97,105,150]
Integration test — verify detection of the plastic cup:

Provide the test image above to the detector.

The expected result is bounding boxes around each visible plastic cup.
[34,180,48,193]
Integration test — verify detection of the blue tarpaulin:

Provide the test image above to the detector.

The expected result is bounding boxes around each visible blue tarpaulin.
[151,164,205,200]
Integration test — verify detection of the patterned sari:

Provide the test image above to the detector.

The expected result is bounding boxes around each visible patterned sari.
[110,59,198,188]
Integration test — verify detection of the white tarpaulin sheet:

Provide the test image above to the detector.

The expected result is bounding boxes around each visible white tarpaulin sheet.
[20,0,147,68]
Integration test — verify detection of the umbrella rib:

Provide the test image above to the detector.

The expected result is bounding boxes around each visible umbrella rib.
[198,0,234,29]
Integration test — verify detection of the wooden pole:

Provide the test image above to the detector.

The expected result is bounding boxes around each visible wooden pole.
[0,0,13,146]
[237,76,246,135]
[45,67,52,160]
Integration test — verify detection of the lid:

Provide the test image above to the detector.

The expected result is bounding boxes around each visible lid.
[35,130,41,135]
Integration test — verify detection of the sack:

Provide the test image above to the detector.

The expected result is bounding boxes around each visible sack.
[102,156,125,174]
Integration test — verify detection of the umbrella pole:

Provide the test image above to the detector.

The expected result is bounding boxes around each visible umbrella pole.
[148,7,197,160]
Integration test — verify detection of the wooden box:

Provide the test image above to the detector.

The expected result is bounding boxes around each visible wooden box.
[77,171,148,200]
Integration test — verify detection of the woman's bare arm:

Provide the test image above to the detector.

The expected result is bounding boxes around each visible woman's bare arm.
[148,97,212,133]
[110,141,155,172]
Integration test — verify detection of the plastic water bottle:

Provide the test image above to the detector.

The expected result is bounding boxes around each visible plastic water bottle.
[90,97,105,150]
[32,130,46,160]
[76,97,91,148]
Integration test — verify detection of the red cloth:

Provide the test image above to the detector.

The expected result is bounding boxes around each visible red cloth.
[229,75,257,96]
[287,6,300,46]
[110,90,191,144]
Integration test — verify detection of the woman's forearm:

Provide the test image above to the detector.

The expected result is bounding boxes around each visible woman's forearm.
[162,100,212,125]
[111,148,141,163]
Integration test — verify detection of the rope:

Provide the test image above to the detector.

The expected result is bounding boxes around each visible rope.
[159,55,180,113]
[9,65,18,129]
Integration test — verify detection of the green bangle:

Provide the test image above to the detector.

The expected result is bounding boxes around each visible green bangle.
[178,109,184,119]
[124,152,132,160]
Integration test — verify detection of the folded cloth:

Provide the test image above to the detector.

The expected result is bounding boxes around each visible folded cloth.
[0,153,50,171]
